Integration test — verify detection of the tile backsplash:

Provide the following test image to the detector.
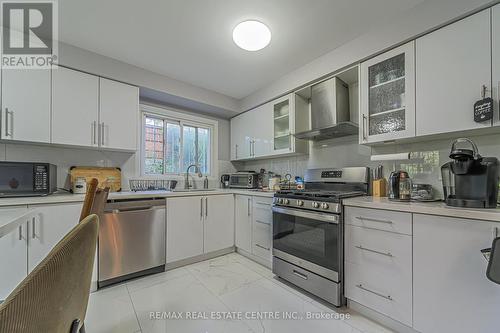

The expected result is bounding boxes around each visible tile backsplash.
[234,132,500,199]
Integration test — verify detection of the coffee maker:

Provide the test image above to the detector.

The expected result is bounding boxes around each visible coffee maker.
[441,138,499,208]
[220,174,230,188]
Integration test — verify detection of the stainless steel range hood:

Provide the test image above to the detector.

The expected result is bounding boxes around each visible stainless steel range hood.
[294,77,358,141]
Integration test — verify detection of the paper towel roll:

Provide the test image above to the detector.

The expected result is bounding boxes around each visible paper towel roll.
[370,153,411,161]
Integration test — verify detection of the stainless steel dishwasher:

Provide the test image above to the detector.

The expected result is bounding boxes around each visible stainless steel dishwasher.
[98,198,166,288]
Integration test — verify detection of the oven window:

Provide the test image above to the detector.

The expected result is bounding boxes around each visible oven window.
[230,176,248,187]
[0,164,34,193]
[273,211,339,273]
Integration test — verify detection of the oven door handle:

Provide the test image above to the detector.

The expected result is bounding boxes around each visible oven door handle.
[272,206,339,224]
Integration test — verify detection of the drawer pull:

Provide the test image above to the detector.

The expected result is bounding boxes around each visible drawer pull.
[255,219,271,225]
[355,245,393,257]
[255,244,270,251]
[292,270,308,280]
[356,216,393,224]
[356,284,393,301]
[255,201,272,206]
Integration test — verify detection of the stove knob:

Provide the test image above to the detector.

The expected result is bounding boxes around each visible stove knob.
[278,198,284,204]
[283,199,290,205]
[297,200,304,207]
[321,203,329,210]
[312,202,320,208]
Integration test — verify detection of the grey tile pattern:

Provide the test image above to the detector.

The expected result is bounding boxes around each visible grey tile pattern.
[86,253,392,333]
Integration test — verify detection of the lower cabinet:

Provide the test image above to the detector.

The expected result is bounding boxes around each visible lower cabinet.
[27,203,82,272]
[235,195,253,253]
[166,195,234,263]
[234,195,273,265]
[0,206,28,300]
[413,214,500,333]
[251,197,273,262]
[0,202,83,300]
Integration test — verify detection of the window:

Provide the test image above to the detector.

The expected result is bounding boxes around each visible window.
[142,107,215,176]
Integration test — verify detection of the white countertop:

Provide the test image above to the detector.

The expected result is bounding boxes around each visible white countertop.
[343,196,500,223]
[0,188,275,207]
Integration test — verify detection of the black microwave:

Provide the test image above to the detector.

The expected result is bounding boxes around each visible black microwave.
[0,162,57,197]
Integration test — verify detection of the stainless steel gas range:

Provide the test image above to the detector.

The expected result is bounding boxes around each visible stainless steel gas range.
[272,167,370,306]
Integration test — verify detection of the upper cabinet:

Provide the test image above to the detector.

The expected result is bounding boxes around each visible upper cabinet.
[1,68,51,143]
[52,67,99,147]
[99,78,139,151]
[493,4,500,127]
[416,9,492,136]
[1,66,139,151]
[360,42,415,144]
[230,93,308,161]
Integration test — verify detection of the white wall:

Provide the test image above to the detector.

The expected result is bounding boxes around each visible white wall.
[240,0,496,111]
[58,43,240,118]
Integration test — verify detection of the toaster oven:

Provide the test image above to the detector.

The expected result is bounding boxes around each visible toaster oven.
[229,172,258,189]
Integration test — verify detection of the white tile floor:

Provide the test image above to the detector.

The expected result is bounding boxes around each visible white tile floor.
[86,253,393,333]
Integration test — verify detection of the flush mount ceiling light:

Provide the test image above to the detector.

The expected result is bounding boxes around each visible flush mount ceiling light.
[232,20,271,51]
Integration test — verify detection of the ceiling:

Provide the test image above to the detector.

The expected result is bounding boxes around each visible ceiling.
[59,0,425,99]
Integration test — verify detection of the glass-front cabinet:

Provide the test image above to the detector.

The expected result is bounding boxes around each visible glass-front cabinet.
[273,96,292,152]
[360,41,415,144]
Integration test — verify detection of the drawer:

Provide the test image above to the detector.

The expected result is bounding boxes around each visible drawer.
[345,206,412,235]
[345,261,412,326]
[345,225,412,268]
[253,197,273,223]
[252,220,271,260]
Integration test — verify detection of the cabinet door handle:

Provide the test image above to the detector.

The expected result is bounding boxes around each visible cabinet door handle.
[292,270,308,280]
[101,122,106,146]
[355,216,393,224]
[247,198,251,216]
[200,197,204,219]
[31,217,36,239]
[18,225,23,240]
[355,245,393,257]
[92,121,97,145]
[356,284,393,301]
[235,144,238,159]
[205,197,208,218]
[5,108,13,137]
[4,108,9,137]
[362,114,368,141]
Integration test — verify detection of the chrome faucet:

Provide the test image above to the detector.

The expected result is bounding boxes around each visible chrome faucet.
[185,164,203,189]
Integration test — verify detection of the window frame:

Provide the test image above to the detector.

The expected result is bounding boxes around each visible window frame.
[140,104,218,178]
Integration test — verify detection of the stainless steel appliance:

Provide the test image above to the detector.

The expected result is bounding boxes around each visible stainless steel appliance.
[98,198,166,287]
[441,138,499,208]
[272,167,369,306]
[0,161,57,197]
[388,170,410,201]
[294,77,358,141]
[229,172,258,189]
[220,174,230,188]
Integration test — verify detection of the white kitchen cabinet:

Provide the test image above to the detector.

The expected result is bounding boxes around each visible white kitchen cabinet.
[166,196,204,263]
[204,195,234,253]
[52,67,99,147]
[360,42,415,144]
[0,207,28,300]
[235,195,252,253]
[1,68,51,143]
[416,9,492,136]
[251,197,273,262]
[493,4,500,126]
[230,94,308,161]
[27,202,82,272]
[99,78,139,151]
[413,214,500,333]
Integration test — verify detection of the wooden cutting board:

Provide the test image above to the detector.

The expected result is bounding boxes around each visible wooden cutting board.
[69,166,122,192]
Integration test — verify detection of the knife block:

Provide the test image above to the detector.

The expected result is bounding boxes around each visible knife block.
[372,178,387,197]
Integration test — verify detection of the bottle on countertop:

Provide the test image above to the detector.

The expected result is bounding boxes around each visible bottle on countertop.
[203,176,209,189]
